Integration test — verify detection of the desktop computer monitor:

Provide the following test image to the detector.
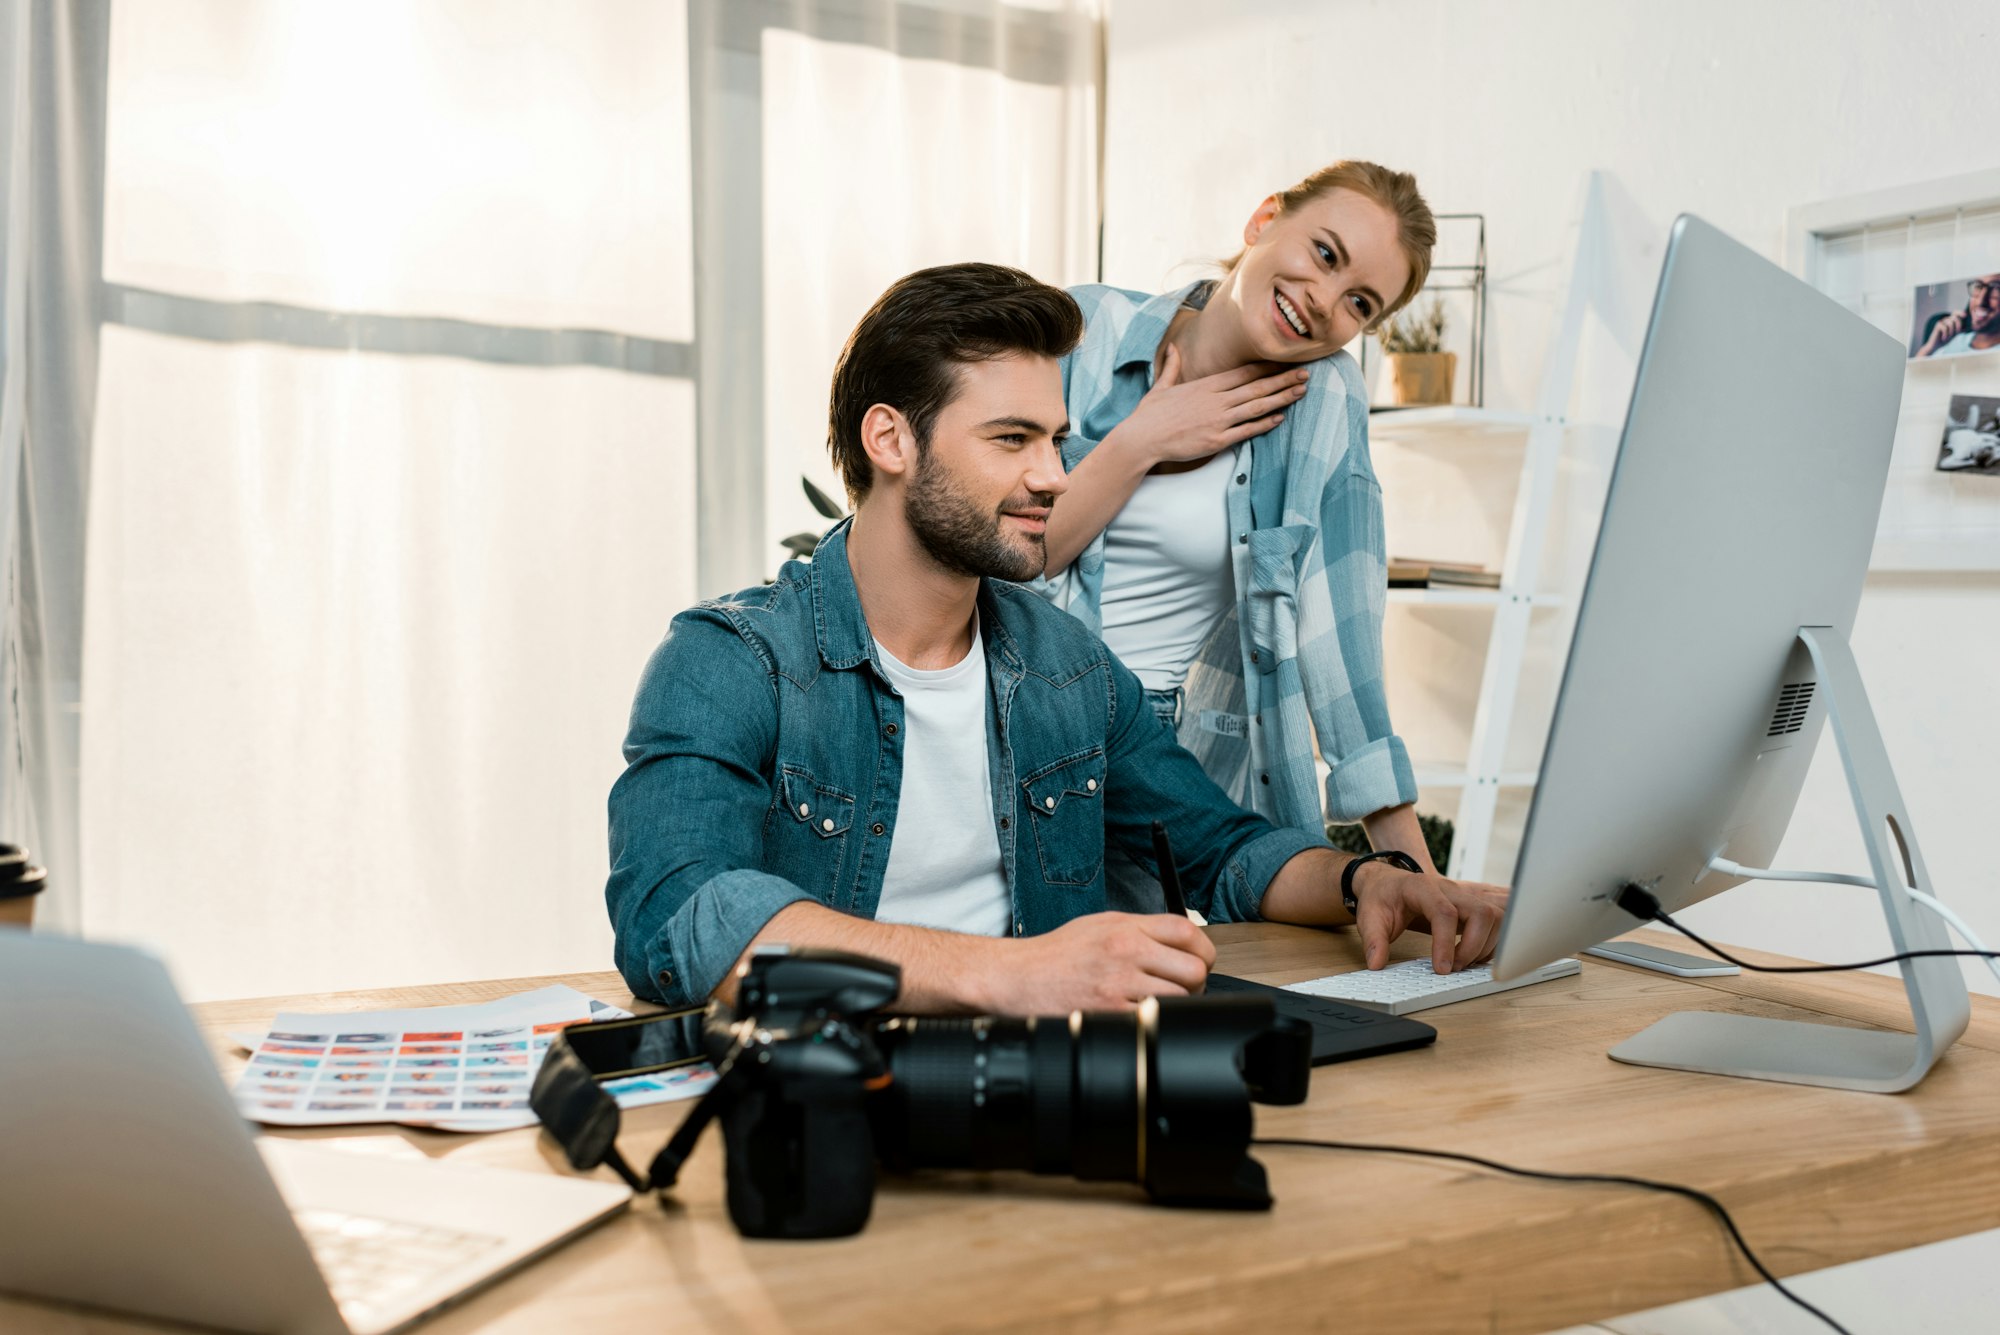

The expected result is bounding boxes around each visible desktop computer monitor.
[1489,215,1971,1092]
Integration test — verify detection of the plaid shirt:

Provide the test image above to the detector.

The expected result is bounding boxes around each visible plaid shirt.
[1028,281,1418,829]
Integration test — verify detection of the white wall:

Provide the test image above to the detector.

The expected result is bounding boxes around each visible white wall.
[1104,0,2000,993]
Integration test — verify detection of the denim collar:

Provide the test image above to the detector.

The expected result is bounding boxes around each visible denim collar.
[1111,280,1214,378]
[808,520,875,671]
[808,519,1046,683]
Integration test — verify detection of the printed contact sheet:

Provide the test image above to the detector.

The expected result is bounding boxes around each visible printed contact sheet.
[229,984,711,1130]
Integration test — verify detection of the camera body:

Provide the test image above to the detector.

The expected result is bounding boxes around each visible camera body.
[704,949,899,1238]
[707,946,1311,1239]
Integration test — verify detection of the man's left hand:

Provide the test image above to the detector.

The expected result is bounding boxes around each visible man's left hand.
[1351,862,1509,973]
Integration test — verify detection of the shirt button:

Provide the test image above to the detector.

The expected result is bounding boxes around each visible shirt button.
[1236,473,1247,485]
[822,817,835,832]
[1260,774,1271,786]
[797,803,810,817]
[656,968,674,988]
[1238,534,1248,544]
[885,723,898,736]
[871,822,885,836]
[1085,778,1097,792]
[1250,650,1259,664]
[1044,796,1056,809]
[999,816,1010,830]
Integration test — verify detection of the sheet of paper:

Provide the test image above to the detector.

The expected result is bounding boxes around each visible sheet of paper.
[227,985,633,1054]
[234,993,594,1128]
[230,985,701,1133]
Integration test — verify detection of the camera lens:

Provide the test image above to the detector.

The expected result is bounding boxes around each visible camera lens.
[870,996,1293,1206]
[871,1012,1146,1182]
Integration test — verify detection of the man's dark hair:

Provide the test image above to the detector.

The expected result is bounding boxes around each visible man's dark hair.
[828,263,1084,506]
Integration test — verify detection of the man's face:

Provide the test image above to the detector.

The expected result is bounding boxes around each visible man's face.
[903,353,1070,583]
[1970,275,2000,334]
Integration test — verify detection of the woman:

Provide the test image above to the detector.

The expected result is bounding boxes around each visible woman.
[1036,160,1443,901]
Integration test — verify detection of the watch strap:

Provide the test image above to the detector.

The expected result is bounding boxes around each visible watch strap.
[1340,849,1421,917]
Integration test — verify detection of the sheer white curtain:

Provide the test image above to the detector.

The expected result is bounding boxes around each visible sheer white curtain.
[55,0,1097,1002]
[1,0,104,939]
[754,2,1101,557]
[83,1,698,1000]
[689,0,1101,591]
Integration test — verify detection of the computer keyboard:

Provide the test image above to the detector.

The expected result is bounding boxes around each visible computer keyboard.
[1283,956,1582,1015]
[296,1207,503,1328]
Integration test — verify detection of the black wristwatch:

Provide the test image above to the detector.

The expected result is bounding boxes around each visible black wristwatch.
[1340,849,1421,917]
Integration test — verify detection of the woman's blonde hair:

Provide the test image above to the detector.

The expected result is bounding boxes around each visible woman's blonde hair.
[1226,160,1436,322]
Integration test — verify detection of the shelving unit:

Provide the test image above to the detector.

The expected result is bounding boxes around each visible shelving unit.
[1364,176,1611,881]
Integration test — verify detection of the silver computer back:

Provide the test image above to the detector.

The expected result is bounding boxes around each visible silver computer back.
[0,931,348,1334]
[1494,215,1907,976]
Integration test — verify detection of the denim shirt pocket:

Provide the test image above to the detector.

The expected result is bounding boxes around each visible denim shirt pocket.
[1244,524,1315,673]
[1020,746,1107,887]
[771,765,854,900]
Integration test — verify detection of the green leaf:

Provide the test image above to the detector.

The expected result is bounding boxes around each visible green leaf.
[802,475,846,520]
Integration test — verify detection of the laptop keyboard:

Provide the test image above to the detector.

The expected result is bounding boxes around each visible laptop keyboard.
[296,1207,503,1328]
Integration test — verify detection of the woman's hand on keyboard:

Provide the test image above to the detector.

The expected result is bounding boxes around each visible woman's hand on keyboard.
[1351,864,1508,975]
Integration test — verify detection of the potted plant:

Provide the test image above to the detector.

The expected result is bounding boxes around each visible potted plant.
[1378,297,1455,406]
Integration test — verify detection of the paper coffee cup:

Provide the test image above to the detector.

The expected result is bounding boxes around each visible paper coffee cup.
[0,844,47,928]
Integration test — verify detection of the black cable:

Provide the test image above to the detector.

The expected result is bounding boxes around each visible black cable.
[1254,1136,1851,1335]
[1616,883,2000,974]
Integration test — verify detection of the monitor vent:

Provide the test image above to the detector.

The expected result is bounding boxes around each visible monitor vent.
[1767,682,1814,736]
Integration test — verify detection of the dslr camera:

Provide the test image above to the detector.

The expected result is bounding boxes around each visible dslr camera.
[532,946,1312,1239]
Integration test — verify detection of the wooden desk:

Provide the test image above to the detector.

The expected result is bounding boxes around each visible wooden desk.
[11,926,2000,1335]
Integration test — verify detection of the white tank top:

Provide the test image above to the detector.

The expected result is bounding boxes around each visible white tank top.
[1097,449,1237,692]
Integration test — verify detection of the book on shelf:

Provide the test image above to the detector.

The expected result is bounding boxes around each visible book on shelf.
[1387,557,1502,590]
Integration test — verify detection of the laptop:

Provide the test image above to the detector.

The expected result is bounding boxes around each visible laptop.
[0,932,630,1335]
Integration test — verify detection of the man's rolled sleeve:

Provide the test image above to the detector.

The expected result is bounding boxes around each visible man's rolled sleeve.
[647,869,812,1008]
[1213,824,1325,924]
[606,609,815,1007]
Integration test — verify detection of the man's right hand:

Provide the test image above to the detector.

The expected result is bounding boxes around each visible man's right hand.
[985,911,1216,1013]
[1921,310,1967,356]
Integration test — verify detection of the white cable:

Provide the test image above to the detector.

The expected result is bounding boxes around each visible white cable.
[1706,856,1876,889]
[1901,887,2000,988]
[1706,857,2000,986]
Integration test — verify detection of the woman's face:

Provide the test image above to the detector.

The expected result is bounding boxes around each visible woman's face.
[1224,186,1411,363]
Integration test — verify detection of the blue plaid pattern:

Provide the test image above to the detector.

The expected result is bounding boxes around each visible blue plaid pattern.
[1029,282,1418,829]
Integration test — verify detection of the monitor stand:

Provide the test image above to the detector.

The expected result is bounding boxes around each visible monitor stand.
[1608,626,1972,1093]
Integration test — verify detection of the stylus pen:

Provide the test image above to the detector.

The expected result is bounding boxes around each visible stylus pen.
[1150,821,1189,918]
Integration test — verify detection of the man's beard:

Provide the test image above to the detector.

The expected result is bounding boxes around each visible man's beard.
[904,446,1049,583]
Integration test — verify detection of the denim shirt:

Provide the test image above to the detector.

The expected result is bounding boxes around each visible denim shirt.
[606,521,1325,1006]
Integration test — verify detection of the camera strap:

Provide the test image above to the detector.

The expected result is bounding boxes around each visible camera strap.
[642,1049,749,1191]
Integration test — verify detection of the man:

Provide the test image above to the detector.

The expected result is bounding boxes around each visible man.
[607,263,1505,1011]
[1916,274,2000,357]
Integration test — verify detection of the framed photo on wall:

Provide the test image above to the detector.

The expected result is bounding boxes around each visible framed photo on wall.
[1939,394,2000,475]
[1910,272,2000,360]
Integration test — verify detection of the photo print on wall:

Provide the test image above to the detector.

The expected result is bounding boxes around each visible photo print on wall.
[1939,395,2000,475]
[1910,273,2000,360]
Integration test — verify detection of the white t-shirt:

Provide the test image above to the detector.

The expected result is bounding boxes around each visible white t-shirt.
[872,624,1012,937]
[1098,448,1238,692]
[1934,331,1978,356]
